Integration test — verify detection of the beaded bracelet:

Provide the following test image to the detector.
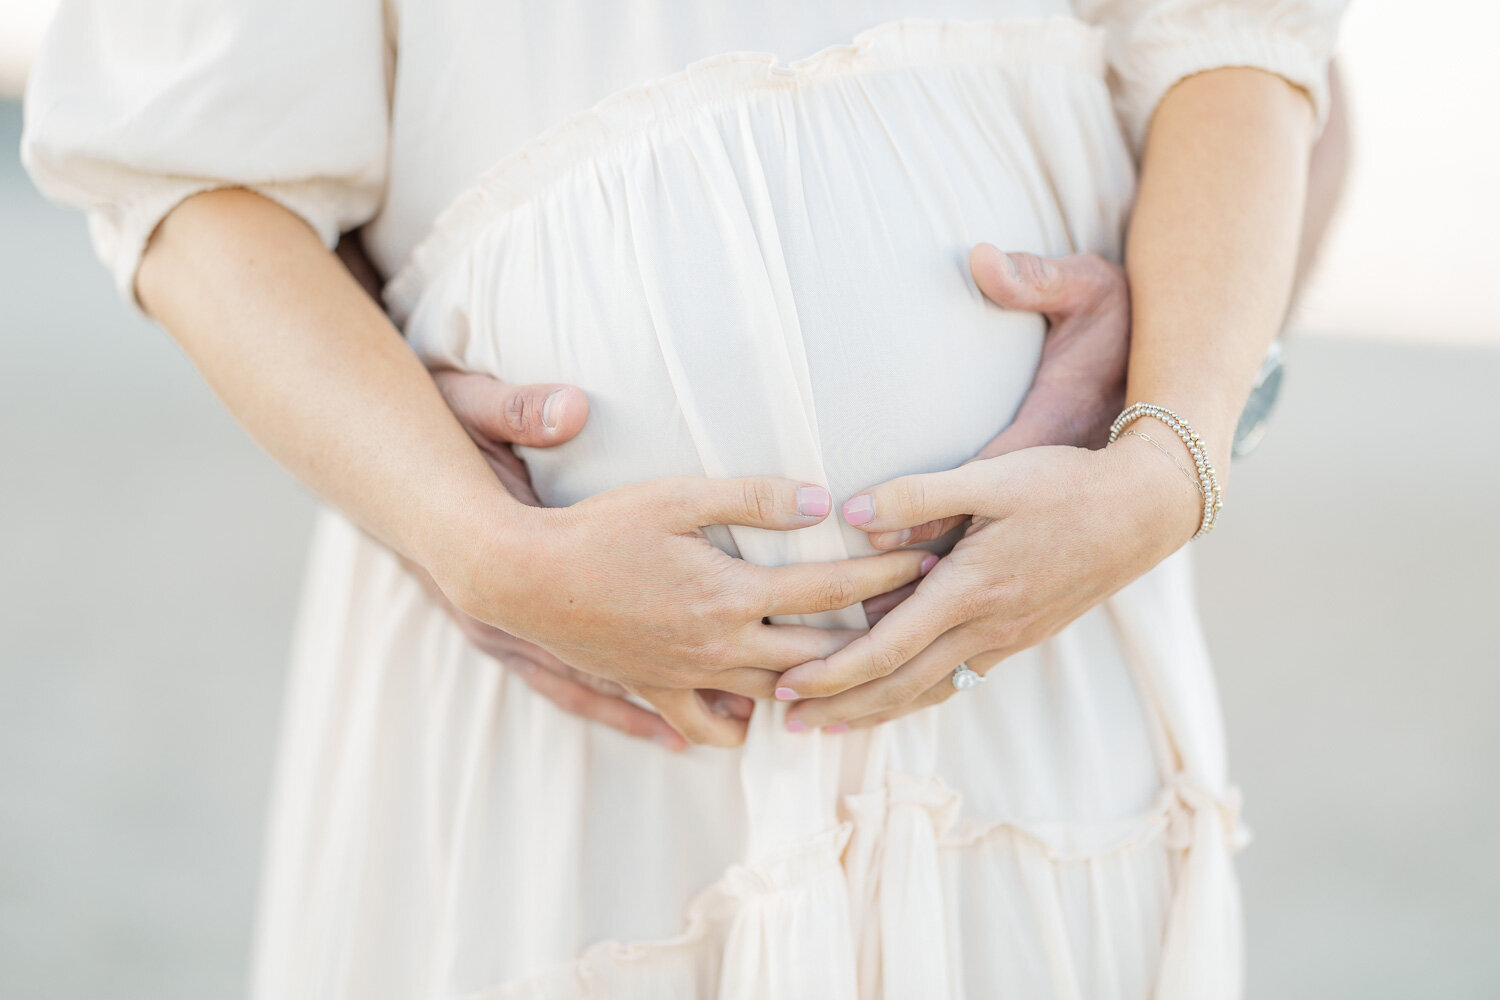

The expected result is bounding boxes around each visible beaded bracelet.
[1108,402,1223,539]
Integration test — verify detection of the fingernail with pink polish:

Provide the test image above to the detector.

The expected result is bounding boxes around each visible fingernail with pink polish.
[654,733,685,751]
[797,486,831,518]
[775,687,799,701]
[921,555,938,574]
[824,723,849,735]
[844,494,875,526]
[786,719,807,733]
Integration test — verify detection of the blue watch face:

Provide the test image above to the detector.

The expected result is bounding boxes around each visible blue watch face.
[1232,340,1286,459]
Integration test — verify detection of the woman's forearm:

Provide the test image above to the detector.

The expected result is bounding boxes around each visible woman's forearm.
[134,188,940,748]
[1124,67,1316,474]
[775,70,1326,717]
[136,188,521,585]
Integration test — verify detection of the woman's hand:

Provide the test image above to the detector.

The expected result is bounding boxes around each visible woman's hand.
[402,552,716,749]
[774,434,1203,731]
[777,65,1314,733]
[405,370,762,750]
[446,475,935,746]
[408,245,1132,746]
[864,244,1130,552]
[421,369,918,748]
[338,231,698,746]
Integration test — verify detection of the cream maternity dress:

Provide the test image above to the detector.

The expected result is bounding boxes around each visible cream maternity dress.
[24,2,1343,996]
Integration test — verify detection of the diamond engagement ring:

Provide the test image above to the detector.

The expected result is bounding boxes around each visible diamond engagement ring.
[951,662,985,692]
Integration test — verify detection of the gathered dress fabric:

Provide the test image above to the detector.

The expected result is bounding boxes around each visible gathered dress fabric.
[22,3,1344,997]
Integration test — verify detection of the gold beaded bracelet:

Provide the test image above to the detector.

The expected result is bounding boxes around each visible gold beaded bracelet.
[1108,402,1223,539]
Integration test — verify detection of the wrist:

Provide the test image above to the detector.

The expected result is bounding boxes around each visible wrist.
[1103,424,1209,549]
[1120,394,1234,468]
[1110,390,1235,507]
[423,488,552,625]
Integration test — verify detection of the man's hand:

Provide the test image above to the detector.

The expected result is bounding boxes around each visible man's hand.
[433,369,585,505]
[863,244,1131,552]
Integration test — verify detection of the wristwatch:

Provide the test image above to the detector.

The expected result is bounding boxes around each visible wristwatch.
[1231,338,1285,459]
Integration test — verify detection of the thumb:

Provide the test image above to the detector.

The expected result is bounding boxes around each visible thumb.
[433,370,589,448]
[970,243,1108,317]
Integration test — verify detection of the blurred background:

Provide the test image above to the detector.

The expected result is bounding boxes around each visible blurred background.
[1,0,1496,996]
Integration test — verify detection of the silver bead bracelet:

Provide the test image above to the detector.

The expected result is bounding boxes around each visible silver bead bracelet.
[1108,402,1224,539]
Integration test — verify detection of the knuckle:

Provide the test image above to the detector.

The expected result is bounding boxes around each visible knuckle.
[695,577,750,624]
[986,617,1026,648]
[503,389,532,436]
[886,676,927,705]
[892,478,926,521]
[659,501,694,530]
[867,645,909,682]
[741,479,781,523]
[1011,252,1057,294]
[656,475,692,496]
[1078,253,1127,303]
[703,639,737,668]
[817,572,859,611]
[653,477,699,524]
[682,635,733,670]
[739,673,779,699]
[957,585,1000,620]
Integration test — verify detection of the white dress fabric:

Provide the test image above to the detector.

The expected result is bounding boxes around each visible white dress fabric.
[22,3,1344,998]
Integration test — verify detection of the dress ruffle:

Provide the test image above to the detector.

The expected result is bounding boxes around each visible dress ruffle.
[460,772,1246,999]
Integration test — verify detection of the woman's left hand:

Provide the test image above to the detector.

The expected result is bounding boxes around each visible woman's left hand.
[775,437,1206,731]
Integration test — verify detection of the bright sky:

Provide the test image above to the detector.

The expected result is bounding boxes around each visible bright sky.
[3,0,1496,345]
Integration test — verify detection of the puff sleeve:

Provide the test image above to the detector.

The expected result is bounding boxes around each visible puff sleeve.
[1075,0,1347,152]
[21,0,391,307]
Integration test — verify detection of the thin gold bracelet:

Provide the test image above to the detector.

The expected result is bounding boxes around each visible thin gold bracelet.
[1109,402,1224,539]
[1120,429,1204,498]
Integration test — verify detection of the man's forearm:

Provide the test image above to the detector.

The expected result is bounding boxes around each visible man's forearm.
[1124,67,1316,472]
[137,188,521,584]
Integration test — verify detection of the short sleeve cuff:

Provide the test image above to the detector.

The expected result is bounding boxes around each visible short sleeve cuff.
[92,176,367,313]
[1114,26,1334,154]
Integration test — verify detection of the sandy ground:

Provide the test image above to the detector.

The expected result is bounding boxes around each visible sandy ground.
[2,98,1497,998]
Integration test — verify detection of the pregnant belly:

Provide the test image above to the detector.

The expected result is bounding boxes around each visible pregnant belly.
[397,20,1134,560]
